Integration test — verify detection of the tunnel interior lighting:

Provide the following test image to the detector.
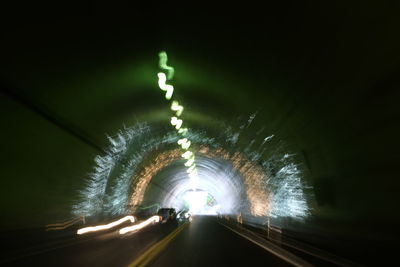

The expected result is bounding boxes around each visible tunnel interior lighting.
[74,67,311,222]
[183,190,209,214]
[187,164,196,173]
[77,215,136,235]
[188,170,198,178]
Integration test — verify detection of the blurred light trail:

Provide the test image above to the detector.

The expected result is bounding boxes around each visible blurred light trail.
[77,215,136,235]
[171,117,183,129]
[187,164,196,173]
[184,158,195,167]
[178,128,188,135]
[158,51,174,79]
[157,72,174,100]
[178,138,191,150]
[171,100,184,116]
[158,51,199,192]
[182,151,194,159]
[119,216,161,234]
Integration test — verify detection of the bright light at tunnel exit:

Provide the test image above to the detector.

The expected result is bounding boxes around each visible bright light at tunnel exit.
[183,190,218,215]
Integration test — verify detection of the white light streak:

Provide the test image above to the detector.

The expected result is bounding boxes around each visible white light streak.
[186,164,196,173]
[171,117,183,129]
[171,101,184,116]
[158,51,200,192]
[177,138,191,149]
[119,216,161,234]
[182,151,193,159]
[261,134,275,146]
[185,158,195,167]
[77,215,136,235]
[157,72,174,100]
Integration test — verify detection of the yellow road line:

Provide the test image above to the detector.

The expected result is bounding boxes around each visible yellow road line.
[128,223,188,267]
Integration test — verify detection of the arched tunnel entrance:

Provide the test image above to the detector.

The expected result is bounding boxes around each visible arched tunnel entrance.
[1,3,399,266]
[71,112,310,228]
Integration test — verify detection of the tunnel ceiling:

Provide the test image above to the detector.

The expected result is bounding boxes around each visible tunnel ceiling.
[1,2,400,233]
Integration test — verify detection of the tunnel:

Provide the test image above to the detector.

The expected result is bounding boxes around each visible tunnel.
[1,2,399,266]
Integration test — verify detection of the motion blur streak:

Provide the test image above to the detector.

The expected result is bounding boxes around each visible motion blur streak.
[157,51,200,194]
[158,51,175,79]
[77,215,136,235]
[171,100,183,116]
[119,216,161,235]
[157,72,174,100]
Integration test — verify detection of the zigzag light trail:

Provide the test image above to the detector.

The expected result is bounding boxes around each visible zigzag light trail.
[157,51,199,195]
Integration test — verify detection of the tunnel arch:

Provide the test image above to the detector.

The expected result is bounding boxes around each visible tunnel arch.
[73,114,311,227]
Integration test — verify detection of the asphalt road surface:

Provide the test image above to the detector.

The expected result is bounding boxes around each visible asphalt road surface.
[149,216,291,267]
[3,216,293,266]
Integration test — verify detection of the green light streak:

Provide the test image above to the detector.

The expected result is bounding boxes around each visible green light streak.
[157,51,198,191]
[178,128,188,135]
[171,101,184,116]
[158,51,175,80]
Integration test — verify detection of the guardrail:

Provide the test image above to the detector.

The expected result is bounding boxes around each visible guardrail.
[218,218,312,267]
[218,215,360,266]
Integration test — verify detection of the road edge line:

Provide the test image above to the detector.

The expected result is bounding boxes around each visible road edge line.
[219,221,313,267]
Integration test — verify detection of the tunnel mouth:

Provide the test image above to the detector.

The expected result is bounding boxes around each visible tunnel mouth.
[139,153,247,216]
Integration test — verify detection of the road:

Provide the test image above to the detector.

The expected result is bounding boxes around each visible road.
[3,216,295,266]
[149,216,291,267]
